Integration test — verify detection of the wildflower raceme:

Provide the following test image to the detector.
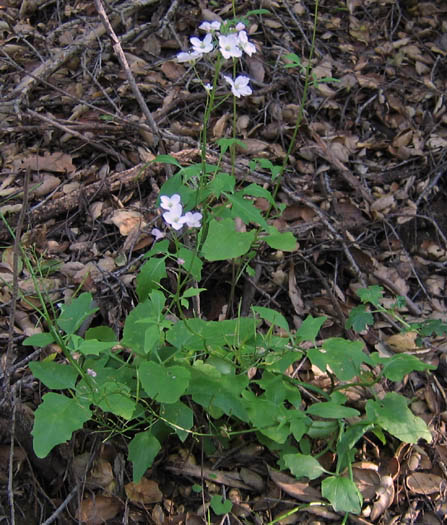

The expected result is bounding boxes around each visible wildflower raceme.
[176,19,256,98]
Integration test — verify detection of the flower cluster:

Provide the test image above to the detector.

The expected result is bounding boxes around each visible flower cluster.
[157,194,202,232]
[176,19,256,98]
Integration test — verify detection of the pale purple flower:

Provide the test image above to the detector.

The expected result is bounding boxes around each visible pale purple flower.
[177,50,202,63]
[219,33,242,59]
[190,33,213,54]
[238,31,256,56]
[163,209,186,230]
[183,211,203,228]
[87,368,97,378]
[151,228,166,241]
[199,20,221,32]
[177,258,185,265]
[224,75,252,98]
[160,194,182,212]
[235,22,246,32]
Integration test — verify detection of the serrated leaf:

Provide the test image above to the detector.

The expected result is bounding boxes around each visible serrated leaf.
[161,401,193,442]
[296,315,327,344]
[29,361,79,390]
[32,393,91,458]
[345,305,374,332]
[139,362,190,404]
[382,354,436,381]
[128,431,161,482]
[356,285,383,306]
[227,192,268,228]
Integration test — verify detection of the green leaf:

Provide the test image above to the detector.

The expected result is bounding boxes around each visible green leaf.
[176,246,203,281]
[296,315,327,344]
[158,172,194,209]
[366,392,432,443]
[208,172,235,198]
[242,183,275,205]
[252,306,289,332]
[201,218,256,261]
[322,476,362,514]
[96,381,135,420]
[29,361,79,390]
[161,401,194,442]
[153,154,182,168]
[216,137,246,155]
[382,354,436,382]
[249,158,282,180]
[85,326,116,341]
[282,453,325,480]
[139,362,190,404]
[307,402,360,419]
[264,231,297,251]
[32,393,91,458]
[77,339,117,356]
[136,257,167,301]
[57,293,98,335]
[226,192,268,228]
[23,332,55,346]
[308,338,369,381]
[210,494,232,515]
[345,305,374,332]
[356,285,383,306]
[128,431,161,482]
[182,287,206,299]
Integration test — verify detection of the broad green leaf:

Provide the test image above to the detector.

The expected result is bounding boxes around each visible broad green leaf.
[252,306,289,332]
[96,381,135,420]
[322,476,362,514]
[227,192,268,228]
[158,172,194,209]
[356,285,383,306]
[210,494,232,515]
[282,453,325,480]
[176,246,203,281]
[345,305,374,332]
[85,326,116,341]
[246,397,290,443]
[307,402,360,419]
[257,372,287,405]
[128,431,161,482]
[307,420,338,439]
[366,392,432,443]
[296,315,327,344]
[29,361,78,390]
[381,353,436,381]
[208,172,235,198]
[336,422,374,472]
[242,183,275,205]
[161,400,193,442]
[139,362,190,404]
[264,231,297,251]
[78,339,117,356]
[287,411,311,442]
[23,332,55,347]
[57,293,98,335]
[122,293,165,355]
[182,287,206,299]
[201,218,256,261]
[32,393,91,458]
[308,338,369,381]
[216,137,246,154]
[136,257,167,301]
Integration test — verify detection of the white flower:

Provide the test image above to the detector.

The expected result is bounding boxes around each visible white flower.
[87,368,97,378]
[160,194,182,212]
[235,22,246,32]
[151,228,166,240]
[190,33,214,54]
[224,75,252,98]
[199,20,221,32]
[219,33,242,59]
[238,31,256,56]
[163,209,186,230]
[204,82,212,92]
[176,50,202,63]
[177,258,185,265]
[183,211,202,228]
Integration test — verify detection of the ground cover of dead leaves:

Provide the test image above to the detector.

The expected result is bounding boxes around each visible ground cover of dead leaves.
[0,0,447,523]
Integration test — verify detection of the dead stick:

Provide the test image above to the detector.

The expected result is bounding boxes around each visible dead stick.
[94,0,163,150]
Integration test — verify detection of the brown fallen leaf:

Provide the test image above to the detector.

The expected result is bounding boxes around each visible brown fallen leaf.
[385,331,418,353]
[370,474,394,521]
[406,472,445,495]
[77,495,122,524]
[13,152,75,173]
[111,210,147,236]
[125,477,163,504]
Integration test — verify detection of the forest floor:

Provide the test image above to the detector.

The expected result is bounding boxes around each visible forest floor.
[0,0,447,523]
